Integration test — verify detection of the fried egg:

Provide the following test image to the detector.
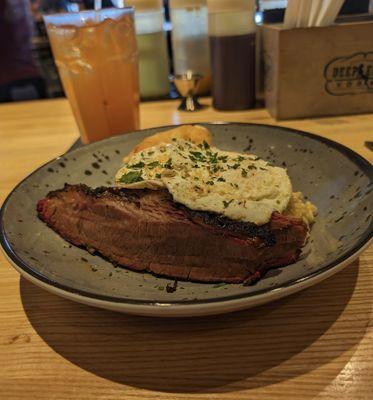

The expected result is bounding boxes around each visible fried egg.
[115,139,293,225]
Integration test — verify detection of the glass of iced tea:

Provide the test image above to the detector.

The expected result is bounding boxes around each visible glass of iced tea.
[44,8,140,143]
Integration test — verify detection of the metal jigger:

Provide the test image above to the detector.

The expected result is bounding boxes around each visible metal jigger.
[172,71,203,112]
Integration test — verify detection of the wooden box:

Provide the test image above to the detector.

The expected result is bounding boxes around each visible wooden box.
[261,21,373,119]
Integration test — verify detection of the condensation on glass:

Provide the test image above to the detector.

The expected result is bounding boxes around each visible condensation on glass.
[44,8,140,143]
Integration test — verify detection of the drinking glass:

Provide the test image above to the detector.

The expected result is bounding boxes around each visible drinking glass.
[44,8,140,143]
[208,0,256,111]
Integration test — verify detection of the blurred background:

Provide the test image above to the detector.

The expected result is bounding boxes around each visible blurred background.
[0,0,371,103]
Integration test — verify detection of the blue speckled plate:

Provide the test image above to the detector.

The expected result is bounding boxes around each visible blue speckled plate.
[1,123,372,317]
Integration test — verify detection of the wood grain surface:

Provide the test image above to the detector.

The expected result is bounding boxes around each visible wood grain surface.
[0,98,372,400]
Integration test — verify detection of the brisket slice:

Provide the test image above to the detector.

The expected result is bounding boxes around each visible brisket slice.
[37,184,308,284]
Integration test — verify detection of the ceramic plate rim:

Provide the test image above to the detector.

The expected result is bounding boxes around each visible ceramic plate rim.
[1,122,372,310]
[2,241,371,317]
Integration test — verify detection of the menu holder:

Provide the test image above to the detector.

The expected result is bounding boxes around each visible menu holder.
[261,21,373,120]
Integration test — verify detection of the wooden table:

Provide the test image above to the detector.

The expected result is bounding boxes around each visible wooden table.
[0,98,372,400]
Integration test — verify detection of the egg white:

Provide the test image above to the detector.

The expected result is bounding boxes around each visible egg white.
[115,139,293,225]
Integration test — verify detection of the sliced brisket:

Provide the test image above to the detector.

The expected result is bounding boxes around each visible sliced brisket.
[37,184,308,283]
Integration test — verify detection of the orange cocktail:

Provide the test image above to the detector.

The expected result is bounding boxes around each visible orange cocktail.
[44,8,139,143]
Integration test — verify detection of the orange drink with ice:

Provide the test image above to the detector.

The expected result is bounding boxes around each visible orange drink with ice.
[44,8,140,143]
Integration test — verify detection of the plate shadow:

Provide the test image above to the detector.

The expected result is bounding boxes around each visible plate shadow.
[20,260,368,394]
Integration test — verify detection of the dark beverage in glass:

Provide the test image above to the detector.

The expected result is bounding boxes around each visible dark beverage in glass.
[207,0,256,111]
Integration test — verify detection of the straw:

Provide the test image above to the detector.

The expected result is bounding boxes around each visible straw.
[296,0,312,28]
[285,0,344,29]
[316,0,344,27]
[112,0,125,6]
[283,0,300,29]
[94,0,102,10]
[308,0,323,27]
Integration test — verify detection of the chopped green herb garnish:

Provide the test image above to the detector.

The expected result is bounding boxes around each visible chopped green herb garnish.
[128,161,145,169]
[236,156,245,162]
[241,169,248,177]
[259,167,267,171]
[147,151,154,156]
[190,151,206,162]
[213,283,227,288]
[147,161,160,169]
[234,183,239,189]
[164,158,173,169]
[247,165,257,170]
[172,138,177,142]
[206,180,214,185]
[210,152,218,164]
[250,156,260,161]
[119,171,144,184]
[217,177,226,182]
[155,173,161,179]
[218,155,228,162]
[203,140,210,150]
[230,163,240,169]
[223,199,234,208]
